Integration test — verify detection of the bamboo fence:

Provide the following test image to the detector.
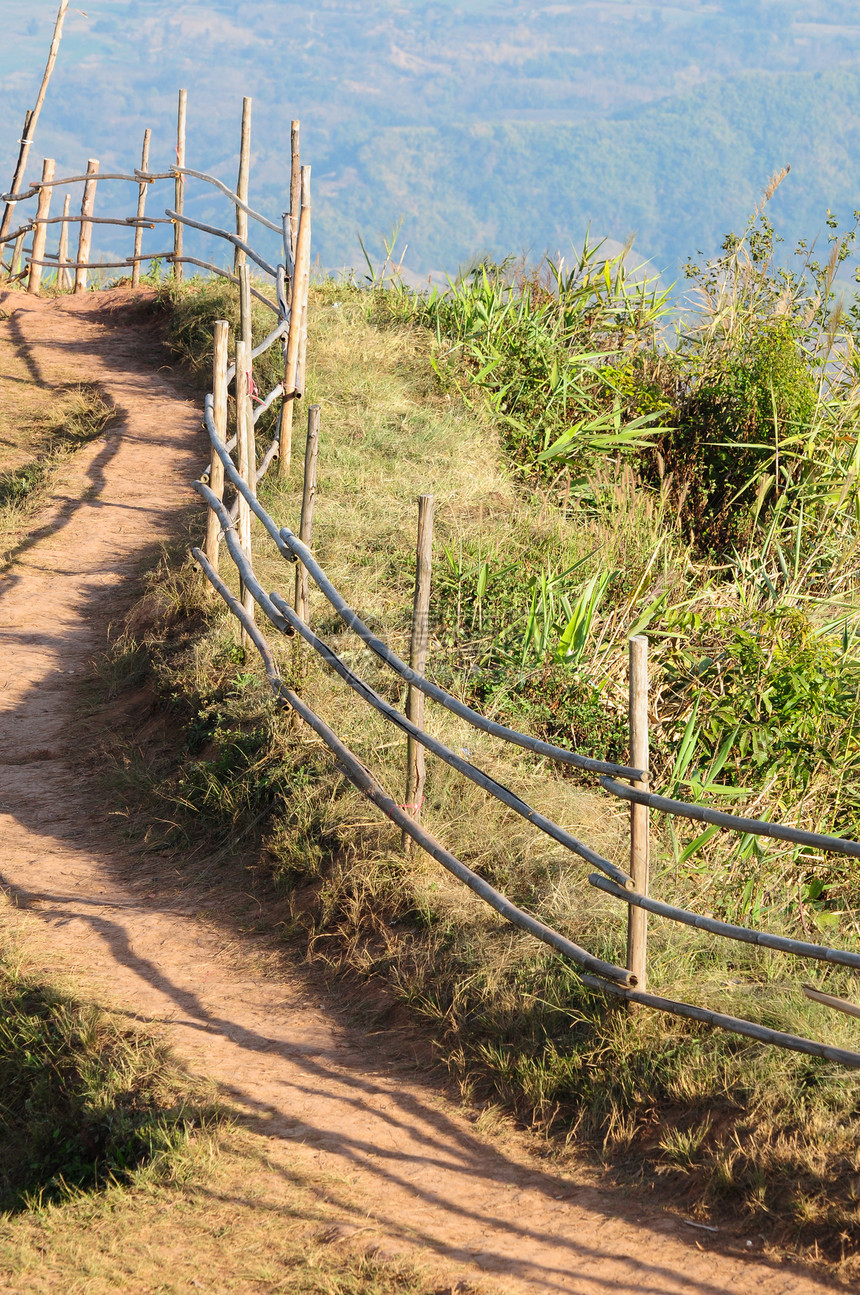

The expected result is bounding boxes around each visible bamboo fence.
[5,91,860,1070]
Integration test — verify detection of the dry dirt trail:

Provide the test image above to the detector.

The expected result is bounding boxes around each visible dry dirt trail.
[0,288,842,1295]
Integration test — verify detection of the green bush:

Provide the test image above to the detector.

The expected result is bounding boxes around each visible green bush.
[657,320,817,550]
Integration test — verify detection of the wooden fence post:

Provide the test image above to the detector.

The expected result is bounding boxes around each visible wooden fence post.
[74,158,99,293]
[27,157,54,295]
[238,263,256,497]
[288,119,300,282]
[10,229,27,279]
[294,405,320,621]
[626,634,650,991]
[403,495,435,850]
[203,319,229,575]
[234,97,251,274]
[56,192,71,290]
[0,109,32,255]
[173,89,187,283]
[297,230,311,399]
[0,0,69,244]
[131,128,151,289]
[278,164,311,479]
[235,337,255,639]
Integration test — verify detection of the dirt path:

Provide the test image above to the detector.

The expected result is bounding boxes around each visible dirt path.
[0,288,841,1295]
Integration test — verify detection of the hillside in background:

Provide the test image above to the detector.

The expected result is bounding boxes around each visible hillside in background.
[3,1,860,280]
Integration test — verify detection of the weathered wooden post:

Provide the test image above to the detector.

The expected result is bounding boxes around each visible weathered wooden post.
[294,405,320,622]
[238,263,256,497]
[74,158,99,293]
[10,227,28,279]
[626,634,650,991]
[278,165,311,478]
[57,192,71,290]
[234,97,251,274]
[403,495,435,851]
[288,119,300,280]
[131,128,151,289]
[235,337,255,639]
[27,157,54,295]
[0,0,69,244]
[173,89,187,283]
[203,320,230,575]
[0,109,33,256]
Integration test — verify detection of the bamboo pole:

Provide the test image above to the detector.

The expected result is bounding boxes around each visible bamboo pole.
[203,320,230,575]
[802,984,860,1020]
[296,237,311,398]
[295,405,321,621]
[590,873,860,971]
[56,192,71,290]
[10,229,27,278]
[1,111,32,260]
[288,119,300,282]
[173,89,187,283]
[0,1,69,244]
[238,263,256,497]
[234,97,251,274]
[581,972,860,1069]
[235,338,255,636]
[278,165,311,478]
[131,129,151,289]
[403,495,435,850]
[74,158,99,294]
[626,635,650,991]
[601,777,860,859]
[27,158,54,295]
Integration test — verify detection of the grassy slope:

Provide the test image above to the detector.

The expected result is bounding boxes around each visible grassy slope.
[97,273,860,1276]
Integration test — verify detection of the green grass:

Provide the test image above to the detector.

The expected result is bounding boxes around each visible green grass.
[0,381,116,568]
[0,915,211,1215]
[0,1123,476,1295]
[95,263,860,1272]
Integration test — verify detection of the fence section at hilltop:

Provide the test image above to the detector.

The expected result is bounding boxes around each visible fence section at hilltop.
[5,89,860,1071]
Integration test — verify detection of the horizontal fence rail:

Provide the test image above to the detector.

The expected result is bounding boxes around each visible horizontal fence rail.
[191,545,636,988]
[201,397,643,783]
[8,86,860,1071]
[589,874,860,970]
[601,778,860,861]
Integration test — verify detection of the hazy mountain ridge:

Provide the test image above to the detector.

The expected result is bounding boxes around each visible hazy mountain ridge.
[2,1,860,279]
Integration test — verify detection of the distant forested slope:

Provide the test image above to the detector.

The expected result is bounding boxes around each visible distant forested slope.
[2,1,860,280]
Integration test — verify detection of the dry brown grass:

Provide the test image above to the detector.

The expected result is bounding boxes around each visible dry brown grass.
[0,1125,472,1295]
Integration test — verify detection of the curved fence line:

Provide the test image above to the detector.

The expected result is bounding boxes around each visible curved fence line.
[191,545,636,987]
[202,399,643,782]
[192,474,635,891]
[196,368,860,1068]
[10,90,858,1070]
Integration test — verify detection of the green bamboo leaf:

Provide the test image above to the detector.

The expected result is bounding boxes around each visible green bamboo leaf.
[678,825,721,867]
